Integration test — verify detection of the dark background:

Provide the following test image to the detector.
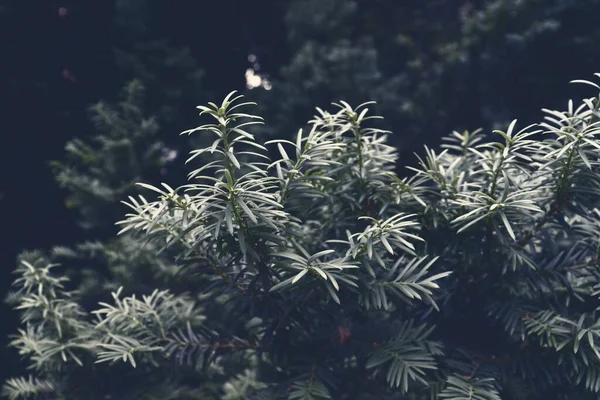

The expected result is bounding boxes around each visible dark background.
[2,0,600,384]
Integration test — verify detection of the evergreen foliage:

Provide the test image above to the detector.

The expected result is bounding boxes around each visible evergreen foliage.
[112,0,208,128]
[6,74,600,399]
[51,80,173,232]
[248,0,600,168]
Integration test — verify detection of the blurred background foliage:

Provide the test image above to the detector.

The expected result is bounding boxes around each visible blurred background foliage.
[2,0,600,382]
[250,0,600,170]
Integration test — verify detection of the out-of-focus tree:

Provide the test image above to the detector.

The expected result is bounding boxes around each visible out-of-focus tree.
[246,0,600,171]
[112,0,209,131]
[50,80,174,233]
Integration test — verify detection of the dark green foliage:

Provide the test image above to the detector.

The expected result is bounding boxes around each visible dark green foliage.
[51,80,172,232]
[248,0,600,169]
[112,0,208,128]
[7,75,600,399]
